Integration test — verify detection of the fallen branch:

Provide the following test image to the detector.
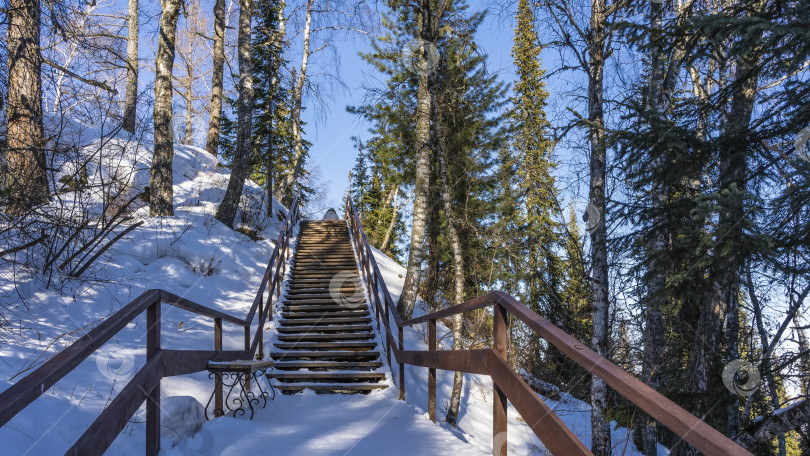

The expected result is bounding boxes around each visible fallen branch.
[43,57,118,94]
[0,230,48,259]
[734,400,810,450]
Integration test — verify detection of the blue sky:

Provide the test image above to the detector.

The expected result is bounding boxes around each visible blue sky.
[298,0,521,211]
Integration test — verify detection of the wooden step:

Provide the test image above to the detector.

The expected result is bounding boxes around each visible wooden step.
[277,333,375,342]
[270,350,380,359]
[276,325,372,333]
[272,384,388,394]
[283,304,368,312]
[272,342,377,350]
[283,294,362,301]
[286,287,361,293]
[282,299,366,306]
[287,285,361,291]
[281,311,368,319]
[280,317,372,325]
[271,360,383,370]
[267,372,386,382]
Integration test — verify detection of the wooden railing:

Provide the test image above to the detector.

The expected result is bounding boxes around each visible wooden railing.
[0,198,300,455]
[345,196,753,456]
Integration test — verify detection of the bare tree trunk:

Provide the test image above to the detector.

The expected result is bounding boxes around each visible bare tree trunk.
[149,0,182,217]
[216,0,254,227]
[437,131,465,427]
[122,0,138,134]
[205,0,226,157]
[276,0,314,204]
[381,185,408,253]
[5,0,48,214]
[267,3,285,216]
[183,70,193,145]
[397,4,434,320]
[587,0,610,453]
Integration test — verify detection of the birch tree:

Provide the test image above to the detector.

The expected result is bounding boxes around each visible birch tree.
[216,0,254,227]
[205,0,226,157]
[149,0,183,217]
[122,0,138,134]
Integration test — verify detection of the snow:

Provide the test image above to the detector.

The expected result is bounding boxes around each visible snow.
[160,396,207,448]
[1,122,665,454]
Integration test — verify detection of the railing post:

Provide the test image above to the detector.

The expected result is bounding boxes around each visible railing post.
[146,299,161,456]
[493,303,508,456]
[428,318,437,423]
[398,326,405,400]
[214,317,223,417]
[258,294,264,359]
[244,325,251,391]
[268,269,274,323]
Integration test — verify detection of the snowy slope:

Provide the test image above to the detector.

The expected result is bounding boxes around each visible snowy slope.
[0,136,289,454]
[369,247,670,456]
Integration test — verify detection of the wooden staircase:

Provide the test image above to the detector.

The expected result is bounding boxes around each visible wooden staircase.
[267,219,388,394]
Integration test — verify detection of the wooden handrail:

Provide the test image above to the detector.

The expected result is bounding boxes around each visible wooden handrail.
[0,198,302,455]
[345,194,753,456]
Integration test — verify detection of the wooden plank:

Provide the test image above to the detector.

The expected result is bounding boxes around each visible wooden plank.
[160,290,245,326]
[0,289,160,427]
[67,352,165,456]
[489,351,592,456]
[163,349,250,376]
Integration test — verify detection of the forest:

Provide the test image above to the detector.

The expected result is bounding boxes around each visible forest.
[1,0,809,454]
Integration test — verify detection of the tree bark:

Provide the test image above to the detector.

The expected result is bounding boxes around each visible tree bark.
[183,69,193,145]
[205,0,226,158]
[381,185,408,253]
[397,3,434,320]
[5,0,48,214]
[266,3,285,216]
[276,0,314,205]
[734,400,810,451]
[215,0,254,227]
[587,0,610,453]
[437,128,465,427]
[122,0,138,134]
[149,0,182,217]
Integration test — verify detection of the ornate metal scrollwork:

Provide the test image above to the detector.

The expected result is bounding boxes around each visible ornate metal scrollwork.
[205,368,275,420]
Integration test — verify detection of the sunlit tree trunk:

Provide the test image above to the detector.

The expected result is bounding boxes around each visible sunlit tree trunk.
[587,0,610,453]
[205,0,226,157]
[5,0,48,214]
[398,3,434,320]
[276,0,314,205]
[149,0,182,217]
[216,0,254,227]
[122,0,138,134]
